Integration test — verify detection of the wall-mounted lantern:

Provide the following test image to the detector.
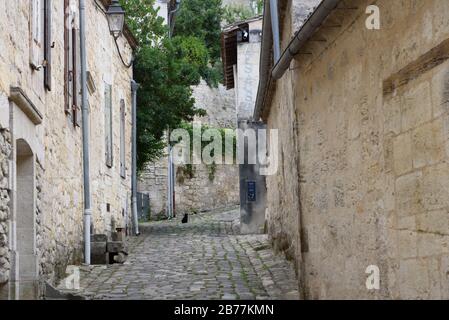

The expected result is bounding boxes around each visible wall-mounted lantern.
[106,0,125,39]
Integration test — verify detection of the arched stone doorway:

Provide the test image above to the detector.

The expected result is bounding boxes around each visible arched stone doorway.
[15,139,37,299]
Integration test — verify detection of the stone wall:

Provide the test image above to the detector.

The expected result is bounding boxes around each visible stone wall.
[138,81,240,216]
[264,0,449,299]
[0,129,11,286]
[0,0,134,292]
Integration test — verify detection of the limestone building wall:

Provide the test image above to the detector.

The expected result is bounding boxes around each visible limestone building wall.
[0,0,134,294]
[263,0,449,299]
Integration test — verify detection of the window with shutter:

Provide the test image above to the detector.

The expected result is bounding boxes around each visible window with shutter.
[105,84,113,168]
[64,0,82,126]
[120,99,126,178]
[64,0,71,114]
[44,0,52,90]
[30,0,44,70]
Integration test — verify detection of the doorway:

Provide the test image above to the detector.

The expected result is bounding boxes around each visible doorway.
[15,139,37,299]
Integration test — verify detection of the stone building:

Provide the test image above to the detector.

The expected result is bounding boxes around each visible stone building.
[256,0,449,299]
[137,1,242,217]
[0,0,136,299]
[221,16,266,234]
[138,81,240,216]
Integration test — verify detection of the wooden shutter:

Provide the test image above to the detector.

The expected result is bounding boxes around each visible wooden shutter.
[44,0,52,90]
[64,0,71,113]
[105,84,113,168]
[74,29,82,127]
[30,0,42,69]
[120,99,126,178]
[72,28,78,126]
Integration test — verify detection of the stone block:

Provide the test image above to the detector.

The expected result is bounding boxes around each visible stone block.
[395,171,424,217]
[417,232,445,257]
[416,209,449,235]
[111,232,123,242]
[422,163,449,211]
[397,230,417,259]
[107,241,124,253]
[393,133,412,176]
[91,252,108,265]
[398,258,429,299]
[91,234,108,242]
[401,81,432,132]
[430,64,449,118]
[90,241,106,255]
[383,95,402,135]
[411,118,444,169]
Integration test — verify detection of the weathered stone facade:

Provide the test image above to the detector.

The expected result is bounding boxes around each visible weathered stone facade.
[0,128,11,286]
[259,0,449,299]
[138,80,239,216]
[0,0,134,298]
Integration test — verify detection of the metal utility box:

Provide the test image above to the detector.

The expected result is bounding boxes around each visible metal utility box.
[239,120,267,234]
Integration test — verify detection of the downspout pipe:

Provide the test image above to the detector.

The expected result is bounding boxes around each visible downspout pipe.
[271,0,340,80]
[254,0,340,119]
[79,0,91,265]
[269,0,281,62]
[131,80,140,236]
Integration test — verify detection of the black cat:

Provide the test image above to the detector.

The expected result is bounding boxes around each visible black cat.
[182,213,188,224]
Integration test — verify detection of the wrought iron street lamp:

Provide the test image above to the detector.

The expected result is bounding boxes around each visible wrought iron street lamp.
[106,0,125,39]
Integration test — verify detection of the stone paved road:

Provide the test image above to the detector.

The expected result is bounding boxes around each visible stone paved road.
[75,209,299,300]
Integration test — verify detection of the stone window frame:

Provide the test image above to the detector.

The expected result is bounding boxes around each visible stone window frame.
[105,83,113,168]
[120,99,126,178]
[64,0,82,127]
[30,0,44,70]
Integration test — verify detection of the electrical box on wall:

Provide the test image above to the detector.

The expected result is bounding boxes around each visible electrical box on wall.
[239,120,267,235]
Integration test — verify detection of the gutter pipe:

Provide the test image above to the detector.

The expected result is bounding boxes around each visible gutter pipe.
[131,80,140,236]
[254,0,274,121]
[79,0,91,265]
[254,0,340,119]
[269,0,281,62]
[271,0,340,79]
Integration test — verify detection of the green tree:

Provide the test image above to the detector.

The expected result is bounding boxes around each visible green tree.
[223,0,264,25]
[121,0,206,171]
[121,0,166,46]
[173,0,224,64]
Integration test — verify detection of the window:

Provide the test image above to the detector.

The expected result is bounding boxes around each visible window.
[44,0,52,90]
[120,99,126,178]
[30,0,43,69]
[105,84,113,168]
[64,0,81,126]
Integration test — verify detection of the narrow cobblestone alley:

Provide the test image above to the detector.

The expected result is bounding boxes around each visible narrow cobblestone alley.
[75,209,299,300]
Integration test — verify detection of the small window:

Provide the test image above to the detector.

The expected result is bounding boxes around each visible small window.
[105,84,113,168]
[120,99,126,178]
[30,0,44,69]
[64,0,81,125]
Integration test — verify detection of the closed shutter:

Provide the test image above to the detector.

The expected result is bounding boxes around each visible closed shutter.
[64,0,71,113]
[105,84,113,168]
[120,99,126,178]
[44,0,52,90]
[30,0,43,69]
[74,28,82,127]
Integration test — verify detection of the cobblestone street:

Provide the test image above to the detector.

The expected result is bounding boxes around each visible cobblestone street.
[75,209,299,300]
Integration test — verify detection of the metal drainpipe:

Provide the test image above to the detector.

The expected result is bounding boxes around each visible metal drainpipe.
[269,0,281,62]
[167,139,174,219]
[131,80,140,236]
[79,0,91,265]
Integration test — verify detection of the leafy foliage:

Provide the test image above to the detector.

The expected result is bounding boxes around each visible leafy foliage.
[173,0,224,86]
[122,0,206,171]
[223,0,264,25]
[173,0,223,63]
[121,0,227,170]
[121,0,166,46]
